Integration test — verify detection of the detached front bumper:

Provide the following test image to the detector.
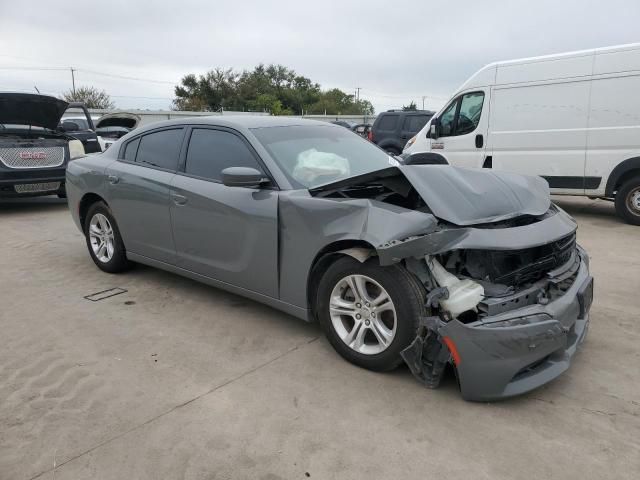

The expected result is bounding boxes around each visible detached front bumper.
[404,247,593,402]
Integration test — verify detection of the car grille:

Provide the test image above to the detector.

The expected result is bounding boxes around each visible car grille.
[14,182,61,193]
[465,233,577,287]
[0,147,65,169]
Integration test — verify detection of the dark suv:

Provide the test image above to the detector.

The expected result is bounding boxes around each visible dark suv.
[0,93,87,198]
[369,110,434,155]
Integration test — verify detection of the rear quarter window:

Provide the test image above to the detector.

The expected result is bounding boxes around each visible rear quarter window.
[123,137,140,162]
[377,114,399,131]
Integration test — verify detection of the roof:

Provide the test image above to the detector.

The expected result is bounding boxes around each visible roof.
[132,115,337,135]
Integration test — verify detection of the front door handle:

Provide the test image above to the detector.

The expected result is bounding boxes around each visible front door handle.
[475,134,484,149]
[171,193,187,206]
[107,175,119,184]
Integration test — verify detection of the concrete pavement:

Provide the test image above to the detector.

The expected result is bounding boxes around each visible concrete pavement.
[0,196,638,479]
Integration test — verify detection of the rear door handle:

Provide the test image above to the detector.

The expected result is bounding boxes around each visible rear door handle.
[475,134,484,149]
[171,192,187,206]
[107,175,119,184]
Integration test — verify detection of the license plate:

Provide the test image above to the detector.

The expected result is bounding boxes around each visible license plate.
[578,276,594,318]
[14,182,60,193]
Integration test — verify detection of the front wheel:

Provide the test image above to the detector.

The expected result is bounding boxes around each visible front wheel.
[316,257,426,372]
[614,176,640,225]
[84,201,133,273]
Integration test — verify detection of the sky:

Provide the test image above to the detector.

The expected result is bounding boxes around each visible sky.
[1,0,639,114]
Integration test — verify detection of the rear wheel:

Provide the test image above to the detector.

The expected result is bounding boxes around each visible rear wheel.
[316,256,426,372]
[614,176,640,225]
[84,202,132,273]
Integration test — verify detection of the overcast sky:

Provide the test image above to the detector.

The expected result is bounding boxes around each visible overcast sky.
[1,0,639,113]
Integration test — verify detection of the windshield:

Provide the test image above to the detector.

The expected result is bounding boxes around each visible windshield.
[252,125,396,189]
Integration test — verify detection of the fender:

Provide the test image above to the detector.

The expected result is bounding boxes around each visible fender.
[605,157,640,196]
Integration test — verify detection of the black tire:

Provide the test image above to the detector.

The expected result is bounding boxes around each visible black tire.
[614,176,640,226]
[84,201,132,273]
[316,256,426,372]
[385,147,401,156]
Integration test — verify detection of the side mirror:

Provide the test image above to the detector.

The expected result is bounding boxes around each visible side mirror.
[221,167,269,188]
[429,118,440,139]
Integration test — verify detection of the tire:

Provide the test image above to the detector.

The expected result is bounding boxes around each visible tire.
[316,256,426,372]
[385,147,401,156]
[614,176,640,225]
[84,201,132,273]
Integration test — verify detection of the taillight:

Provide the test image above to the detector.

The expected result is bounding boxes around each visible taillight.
[367,130,373,142]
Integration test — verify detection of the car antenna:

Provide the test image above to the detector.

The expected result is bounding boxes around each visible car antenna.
[34,86,40,94]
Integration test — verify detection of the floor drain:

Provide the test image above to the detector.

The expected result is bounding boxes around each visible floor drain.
[84,287,128,302]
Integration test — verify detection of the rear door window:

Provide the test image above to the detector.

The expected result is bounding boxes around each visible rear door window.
[184,128,262,182]
[403,114,431,133]
[135,129,183,171]
[377,114,399,131]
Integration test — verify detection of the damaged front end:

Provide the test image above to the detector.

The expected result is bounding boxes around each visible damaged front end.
[385,219,593,401]
[307,164,593,400]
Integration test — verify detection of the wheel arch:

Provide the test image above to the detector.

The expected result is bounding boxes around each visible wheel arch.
[79,192,108,229]
[306,239,377,320]
[605,157,640,197]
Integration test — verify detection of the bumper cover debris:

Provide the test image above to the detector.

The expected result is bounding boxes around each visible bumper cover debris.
[401,248,593,401]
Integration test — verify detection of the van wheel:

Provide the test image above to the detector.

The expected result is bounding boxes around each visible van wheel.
[316,256,426,372]
[615,176,640,225]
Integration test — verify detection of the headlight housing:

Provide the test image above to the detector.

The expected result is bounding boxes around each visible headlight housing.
[68,139,85,160]
[405,135,417,149]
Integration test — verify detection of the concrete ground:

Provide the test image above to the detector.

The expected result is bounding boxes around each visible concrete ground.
[0,196,638,480]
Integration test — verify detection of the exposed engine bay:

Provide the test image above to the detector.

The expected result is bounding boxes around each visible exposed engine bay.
[306,164,592,400]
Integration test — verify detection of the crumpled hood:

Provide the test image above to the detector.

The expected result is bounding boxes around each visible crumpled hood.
[0,92,68,130]
[399,165,550,225]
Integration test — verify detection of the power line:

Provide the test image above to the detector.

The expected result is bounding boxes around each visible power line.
[0,65,178,85]
[76,68,177,85]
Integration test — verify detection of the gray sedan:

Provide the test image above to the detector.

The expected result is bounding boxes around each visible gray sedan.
[66,116,593,401]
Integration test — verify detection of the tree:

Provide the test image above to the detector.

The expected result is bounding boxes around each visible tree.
[402,101,417,111]
[173,64,374,116]
[63,86,115,109]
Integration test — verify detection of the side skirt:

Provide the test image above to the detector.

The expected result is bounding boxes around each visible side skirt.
[126,252,311,322]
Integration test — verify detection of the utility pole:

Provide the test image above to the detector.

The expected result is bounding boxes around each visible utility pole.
[70,67,76,96]
[422,95,426,110]
[355,87,361,103]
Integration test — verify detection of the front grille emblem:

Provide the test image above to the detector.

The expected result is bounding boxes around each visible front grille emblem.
[19,151,47,160]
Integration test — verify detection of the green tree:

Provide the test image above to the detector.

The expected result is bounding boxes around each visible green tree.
[402,101,417,111]
[62,86,115,109]
[173,64,374,116]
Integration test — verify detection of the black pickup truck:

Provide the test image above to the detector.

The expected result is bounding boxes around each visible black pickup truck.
[0,93,88,198]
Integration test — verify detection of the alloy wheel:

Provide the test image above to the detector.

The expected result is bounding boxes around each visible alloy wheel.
[329,274,397,355]
[89,213,115,263]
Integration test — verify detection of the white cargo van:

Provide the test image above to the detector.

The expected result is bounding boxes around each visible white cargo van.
[403,43,640,225]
